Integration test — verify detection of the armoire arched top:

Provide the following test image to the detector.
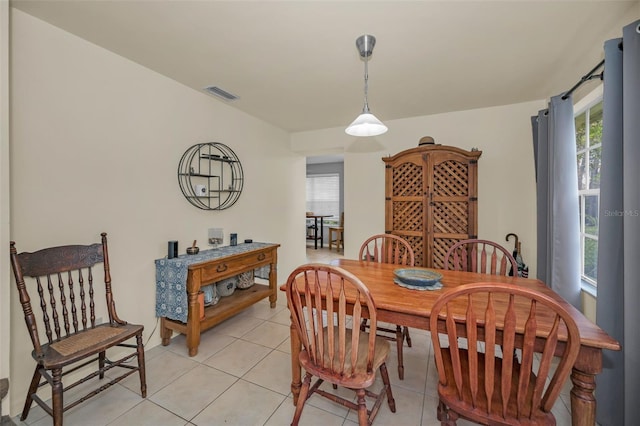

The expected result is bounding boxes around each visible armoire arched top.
[382,144,481,163]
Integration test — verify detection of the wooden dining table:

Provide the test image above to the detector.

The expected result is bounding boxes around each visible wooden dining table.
[283,259,621,426]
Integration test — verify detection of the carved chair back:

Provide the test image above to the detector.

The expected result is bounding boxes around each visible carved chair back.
[430,282,580,424]
[10,233,123,357]
[444,239,517,276]
[359,234,415,266]
[286,263,378,382]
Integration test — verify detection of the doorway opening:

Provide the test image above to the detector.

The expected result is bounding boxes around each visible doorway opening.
[306,155,344,257]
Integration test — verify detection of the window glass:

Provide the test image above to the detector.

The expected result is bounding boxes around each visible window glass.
[589,147,601,189]
[577,152,586,190]
[585,194,599,232]
[583,236,598,282]
[306,174,339,219]
[589,102,603,146]
[575,99,602,287]
[575,113,587,150]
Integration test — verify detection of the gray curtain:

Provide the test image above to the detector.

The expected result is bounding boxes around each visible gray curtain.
[596,19,640,426]
[531,95,581,308]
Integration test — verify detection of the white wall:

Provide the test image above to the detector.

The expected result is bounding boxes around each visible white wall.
[292,100,545,275]
[0,0,11,417]
[7,9,306,415]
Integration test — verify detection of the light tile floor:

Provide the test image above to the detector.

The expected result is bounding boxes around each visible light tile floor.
[13,248,572,426]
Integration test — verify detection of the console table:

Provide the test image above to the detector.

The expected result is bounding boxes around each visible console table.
[156,242,279,356]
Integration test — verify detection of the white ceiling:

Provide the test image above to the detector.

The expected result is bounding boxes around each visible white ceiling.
[11,0,637,133]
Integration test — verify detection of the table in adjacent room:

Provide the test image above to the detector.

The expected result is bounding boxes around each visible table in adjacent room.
[305,214,331,249]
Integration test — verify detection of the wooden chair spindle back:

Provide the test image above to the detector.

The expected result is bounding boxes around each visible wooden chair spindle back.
[359,234,415,266]
[10,233,121,358]
[286,264,377,378]
[444,239,517,276]
[430,283,581,424]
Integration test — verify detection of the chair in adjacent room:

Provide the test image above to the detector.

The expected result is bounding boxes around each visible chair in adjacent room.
[429,282,580,425]
[328,211,344,252]
[444,238,518,276]
[286,263,396,426]
[10,232,147,426]
[359,233,414,380]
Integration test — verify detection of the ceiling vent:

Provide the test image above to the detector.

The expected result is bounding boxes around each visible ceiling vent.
[203,86,239,101]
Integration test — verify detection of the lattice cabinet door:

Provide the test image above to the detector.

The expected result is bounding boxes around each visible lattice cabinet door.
[384,145,481,267]
[426,149,481,268]
[384,150,426,266]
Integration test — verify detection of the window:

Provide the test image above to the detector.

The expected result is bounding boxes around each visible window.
[575,100,602,287]
[306,173,339,219]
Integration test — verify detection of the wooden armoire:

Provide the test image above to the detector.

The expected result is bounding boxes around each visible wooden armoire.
[383,144,482,268]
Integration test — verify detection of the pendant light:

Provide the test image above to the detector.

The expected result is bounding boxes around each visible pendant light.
[345,34,388,137]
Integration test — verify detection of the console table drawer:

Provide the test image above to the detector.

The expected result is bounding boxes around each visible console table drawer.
[200,250,274,284]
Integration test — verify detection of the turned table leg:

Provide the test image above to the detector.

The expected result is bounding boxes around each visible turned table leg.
[570,368,597,426]
[570,346,602,426]
[269,260,278,308]
[186,280,201,357]
[185,270,202,357]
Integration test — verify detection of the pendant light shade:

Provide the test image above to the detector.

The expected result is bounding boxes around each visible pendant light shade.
[345,34,387,137]
[345,112,387,137]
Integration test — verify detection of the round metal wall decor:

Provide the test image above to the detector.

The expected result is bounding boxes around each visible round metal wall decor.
[178,142,244,210]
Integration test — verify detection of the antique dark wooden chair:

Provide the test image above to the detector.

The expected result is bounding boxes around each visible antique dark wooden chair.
[10,233,146,426]
[444,239,518,276]
[359,233,415,380]
[286,264,396,425]
[429,282,580,425]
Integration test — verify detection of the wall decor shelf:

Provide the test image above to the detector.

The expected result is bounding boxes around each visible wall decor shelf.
[178,142,244,210]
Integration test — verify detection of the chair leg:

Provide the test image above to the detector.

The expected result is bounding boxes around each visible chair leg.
[437,400,458,426]
[99,350,106,379]
[360,318,368,332]
[380,362,396,413]
[51,368,63,426]
[291,373,312,425]
[437,400,444,421]
[403,326,412,347]
[20,365,41,421]
[136,333,148,398]
[395,326,404,380]
[355,388,368,426]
